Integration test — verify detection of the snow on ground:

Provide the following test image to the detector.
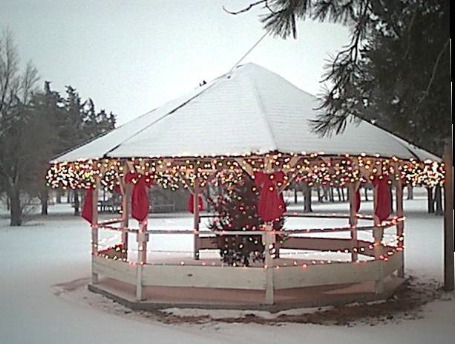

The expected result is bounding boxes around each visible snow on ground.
[0,192,454,344]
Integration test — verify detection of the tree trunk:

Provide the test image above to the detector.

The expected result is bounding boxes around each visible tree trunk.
[427,187,435,213]
[40,188,48,215]
[434,185,443,215]
[294,189,298,204]
[67,190,71,203]
[56,190,62,203]
[73,190,80,216]
[364,187,369,201]
[329,187,334,202]
[407,185,414,200]
[9,188,22,226]
[303,183,313,213]
[317,187,323,203]
[6,196,10,210]
[323,186,329,202]
[337,186,342,202]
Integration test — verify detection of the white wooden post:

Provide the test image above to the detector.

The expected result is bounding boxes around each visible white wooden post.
[348,182,359,262]
[136,220,148,301]
[136,264,144,301]
[395,178,405,277]
[372,181,384,293]
[121,181,131,254]
[91,185,99,284]
[263,222,276,305]
[193,183,201,260]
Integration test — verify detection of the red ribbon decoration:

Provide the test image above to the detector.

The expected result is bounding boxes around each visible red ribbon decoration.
[372,177,392,222]
[254,171,287,222]
[125,171,153,222]
[188,194,204,213]
[81,188,94,224]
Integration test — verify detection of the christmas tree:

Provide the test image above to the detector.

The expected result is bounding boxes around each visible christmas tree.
[208,173,284,266]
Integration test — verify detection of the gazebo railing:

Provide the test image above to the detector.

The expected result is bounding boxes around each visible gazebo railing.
[91,214,404,304]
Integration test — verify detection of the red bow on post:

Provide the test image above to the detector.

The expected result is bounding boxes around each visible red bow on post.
[372,176,392,222]
[254,171,287,222]
[188,194,204,213]
[125,172,153,222]
[82,188,94,224]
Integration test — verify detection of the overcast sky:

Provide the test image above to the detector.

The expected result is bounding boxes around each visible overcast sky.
[1,0,349,125]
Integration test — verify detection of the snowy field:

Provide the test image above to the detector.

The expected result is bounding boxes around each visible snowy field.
[0,193,454,344]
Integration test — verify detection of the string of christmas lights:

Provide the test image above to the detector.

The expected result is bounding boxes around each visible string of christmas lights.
[46,155,445,191]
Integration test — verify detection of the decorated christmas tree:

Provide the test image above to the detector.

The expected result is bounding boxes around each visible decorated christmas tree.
[208,173,284,266]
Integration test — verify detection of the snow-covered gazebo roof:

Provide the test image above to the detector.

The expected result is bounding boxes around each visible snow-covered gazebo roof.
[52,63,438,163]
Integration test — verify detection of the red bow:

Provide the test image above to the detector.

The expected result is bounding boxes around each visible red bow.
[188,194,204,213]
[82,188,94,224]
[254,171,286,222]
[125,171,153,222]
[372,176,391,222]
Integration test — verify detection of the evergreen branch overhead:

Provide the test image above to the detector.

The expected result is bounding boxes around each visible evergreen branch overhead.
[222,0,268,15]
[246,0,450,155]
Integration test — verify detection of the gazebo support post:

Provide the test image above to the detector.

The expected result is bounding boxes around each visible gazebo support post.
[91,182,100,285]
[348,182,359,262]
[263,221,275,305]
[372,180,384,294]
[235,155,301,305]
[136,220,148,301]
[180,173,202,260]
[395,177,405,277]
[120,174,131,253]
[193,182,201,260]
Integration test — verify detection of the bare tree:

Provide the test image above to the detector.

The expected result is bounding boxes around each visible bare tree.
[0,30,39,225]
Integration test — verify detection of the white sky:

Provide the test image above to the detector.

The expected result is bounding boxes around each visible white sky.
[1,0,349,125]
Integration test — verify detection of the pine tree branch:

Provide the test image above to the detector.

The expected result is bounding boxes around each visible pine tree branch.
[412,38,449,115]
[223,0,268,15]
[420,39,449,104]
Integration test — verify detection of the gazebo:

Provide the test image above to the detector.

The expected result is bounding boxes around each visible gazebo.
[47,63,443,310]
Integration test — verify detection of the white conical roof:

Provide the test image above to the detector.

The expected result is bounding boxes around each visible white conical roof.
[52,63,438,163]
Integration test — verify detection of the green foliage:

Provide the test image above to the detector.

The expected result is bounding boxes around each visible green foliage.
[208,174,284,266]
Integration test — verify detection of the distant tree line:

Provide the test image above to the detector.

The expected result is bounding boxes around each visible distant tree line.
[0,30,116,226]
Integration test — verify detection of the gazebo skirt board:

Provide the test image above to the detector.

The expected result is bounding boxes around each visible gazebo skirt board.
[89,250,404,311]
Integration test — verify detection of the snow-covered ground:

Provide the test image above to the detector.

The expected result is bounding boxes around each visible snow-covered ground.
[0,193,454,344]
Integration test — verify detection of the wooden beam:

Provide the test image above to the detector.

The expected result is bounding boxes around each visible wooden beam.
[234,157,255,177]
[119,163,131,252]
[193,182,201,260]
[136,220,148,301]
[372,177,384,293]
[91,179,100,284]
[263,222,275,305]
[394,177,405,277]
[348,182,359,262]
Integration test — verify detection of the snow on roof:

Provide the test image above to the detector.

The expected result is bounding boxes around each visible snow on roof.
[52,63,439,163]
